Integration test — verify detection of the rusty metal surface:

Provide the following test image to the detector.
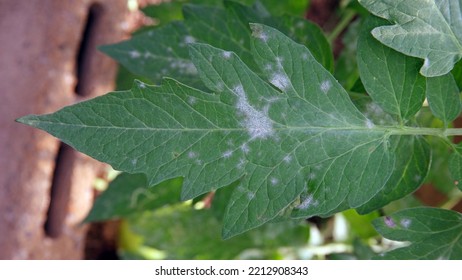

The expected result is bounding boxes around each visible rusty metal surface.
[0,0,133,259]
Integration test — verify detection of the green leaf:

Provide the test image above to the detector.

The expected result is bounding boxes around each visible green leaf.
[334,18,362,91]
[17,24,430,238]
[373,207,462,259]
[452,59,462,91]
[100,22,202,88]
[258,0,308,16]
[358,0,462,77]
[342,209,379,239]
[126,204,309,259]
[356,135,431,214]
[357,16,426,122]
[449,152,462,191]
[426,73,461,127]
[101,1,332,89]
[84,173,182,222]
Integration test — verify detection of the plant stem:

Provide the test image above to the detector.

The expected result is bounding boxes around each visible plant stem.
[327,10,356,45]
[440,190,462,210]
[387,127,462,137]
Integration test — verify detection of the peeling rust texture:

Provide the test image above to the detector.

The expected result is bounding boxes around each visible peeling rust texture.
[0,0,131,259]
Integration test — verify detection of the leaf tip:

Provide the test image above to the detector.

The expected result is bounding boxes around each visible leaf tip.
[16,115,40,127]
[249,23,269,42]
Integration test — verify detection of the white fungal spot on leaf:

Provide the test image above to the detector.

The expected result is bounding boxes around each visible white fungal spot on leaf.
[270,72,290,91]
[237,158,246,169]
[222,51,232,59]
[400,218,412,228]
[170,61,197,75]
[187,96,197,105]
[320,80,332,93]
[131,158,138,166]
[365,119,375,129]
[275,56,284,68]
[296,194,316,210]
[233,85,274,140]
[283,155,292,163]
[184,35,196,44]
[270,177,278,186]
[188,151,197,158]
[423,57,430,69]
[252,28,269,42]
[240,142,250,154]
[223,150,233,158]
[129,50,141,58]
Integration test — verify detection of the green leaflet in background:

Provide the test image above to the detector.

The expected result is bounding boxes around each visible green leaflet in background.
[358,0,462,77]
[334,18,362,91]
[357,16,426,123]
[356,135,431,214]
[124,203,309,259]
[84,173,182,222]
[426,73,461,127]
[449,151,462,191]
[373,207,462,259]
[100,22,203,88]
[342,209,379,239]
[100,1,332,90]
[451,59,462,91]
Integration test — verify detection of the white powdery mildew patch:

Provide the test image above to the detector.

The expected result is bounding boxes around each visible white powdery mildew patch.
[188,151,197,159]
[171,61,198,75]
[187,96,197,105]
[240,142,250,154]
[252,29,269,42]
[270,177,279,186]
[129,50,141,58]
[320,80,332,94]
[365,119,375,129]
[237,158,246,169]
[283,155,292,163]
[223,150,233,158]
[275,56,284,68]
[222,51,232,59]
[184,35,196,44]
[131,158,138,166]
[233,85,274,140]
[216,82,225,92]
[296,194,317,210]
[423,57,430,69]
[137,82,146,89]
[226,139,235,147]
[270,72,290,91]
[400,218,412,228]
